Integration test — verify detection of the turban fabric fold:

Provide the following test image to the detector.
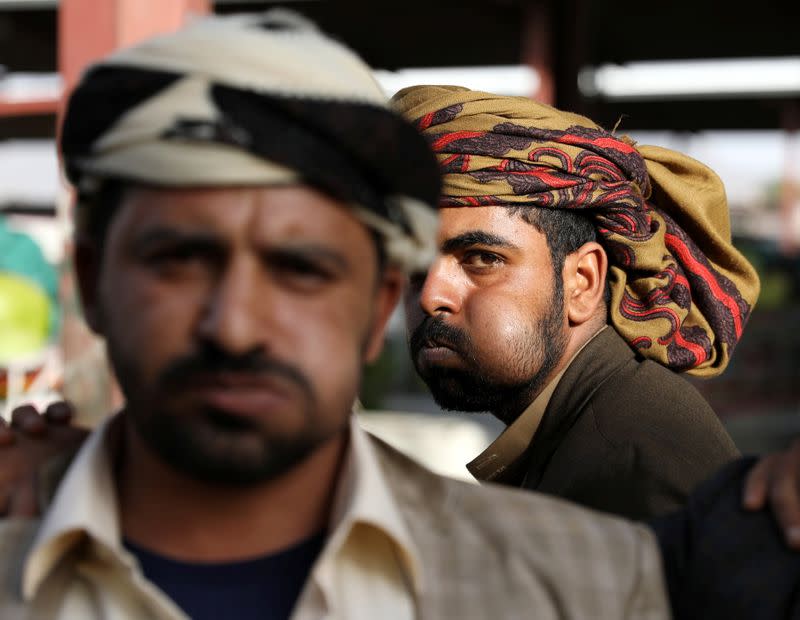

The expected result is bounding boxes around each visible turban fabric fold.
[393,85,760,377]
[60,10,441,272]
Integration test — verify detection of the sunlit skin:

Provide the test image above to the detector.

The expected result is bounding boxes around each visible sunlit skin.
[405,206,607,423]
[75,185,402,560]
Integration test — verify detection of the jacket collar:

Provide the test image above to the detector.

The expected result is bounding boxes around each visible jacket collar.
[22,413,422,603]
[522,327,635,488]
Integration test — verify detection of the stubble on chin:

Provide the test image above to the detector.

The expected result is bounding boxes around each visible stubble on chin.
[130,406,330,486]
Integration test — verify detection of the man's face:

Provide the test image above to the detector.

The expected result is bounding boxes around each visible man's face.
[85,185,399,484]
[405,206,569,422]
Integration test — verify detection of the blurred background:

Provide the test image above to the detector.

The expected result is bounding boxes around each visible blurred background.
[0,0,798,479]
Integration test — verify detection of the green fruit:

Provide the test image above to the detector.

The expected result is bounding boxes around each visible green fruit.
[0,273,52,363]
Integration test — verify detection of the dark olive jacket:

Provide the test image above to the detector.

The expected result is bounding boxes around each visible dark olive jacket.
[520,327,739,520]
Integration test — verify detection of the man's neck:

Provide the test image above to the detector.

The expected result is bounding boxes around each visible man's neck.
[117,417,347,563]
[552,322,607,382]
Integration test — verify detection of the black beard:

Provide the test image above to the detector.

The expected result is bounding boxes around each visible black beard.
[132,404,325,486]
[409,307,567,425]
[110,341,331,487]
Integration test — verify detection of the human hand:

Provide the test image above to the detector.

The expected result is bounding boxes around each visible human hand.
[743,437,800,550]
[0,402,89,517]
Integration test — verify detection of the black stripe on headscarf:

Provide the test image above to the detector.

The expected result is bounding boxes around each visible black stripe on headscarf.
[61,65,441,233]
[61,66,181,161]
[208,85,440,232]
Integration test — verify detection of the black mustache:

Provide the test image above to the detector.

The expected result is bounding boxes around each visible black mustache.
[409,316,470,357]
[157,346,314,398]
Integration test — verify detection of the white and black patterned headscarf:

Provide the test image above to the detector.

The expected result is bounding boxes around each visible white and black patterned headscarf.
[60,10,441,272]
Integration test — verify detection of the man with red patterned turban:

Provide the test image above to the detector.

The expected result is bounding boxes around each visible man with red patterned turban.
[393,85,758,520]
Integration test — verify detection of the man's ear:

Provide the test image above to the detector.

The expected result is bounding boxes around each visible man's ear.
[363,266,404,363]
[74,238,104,335]
[563,241,607,327]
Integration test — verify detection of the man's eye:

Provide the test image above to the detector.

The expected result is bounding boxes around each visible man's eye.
[272,256,335,286]
[462,251,503,269]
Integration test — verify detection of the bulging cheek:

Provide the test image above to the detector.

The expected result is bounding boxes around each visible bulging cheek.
[495,316,529,343]
[467,301,519,349]
[469,313,533,381]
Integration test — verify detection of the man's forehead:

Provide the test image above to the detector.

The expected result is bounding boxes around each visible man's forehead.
[437,206,540,243]
[114,184,370,244]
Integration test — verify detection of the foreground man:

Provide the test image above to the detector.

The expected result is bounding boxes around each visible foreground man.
[0,12,672,620]
[394,86,756,519]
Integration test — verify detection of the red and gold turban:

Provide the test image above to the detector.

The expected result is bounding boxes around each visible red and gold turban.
[392,85,760,377]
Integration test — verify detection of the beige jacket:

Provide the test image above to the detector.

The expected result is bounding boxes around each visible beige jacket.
[0,416,670,619]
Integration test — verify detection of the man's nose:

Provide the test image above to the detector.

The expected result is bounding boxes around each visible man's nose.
[196,258,266,356]
[417,259,462,317]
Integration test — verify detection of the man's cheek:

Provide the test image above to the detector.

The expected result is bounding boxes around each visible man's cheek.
[130,277,204,332]
[469,299,512,341]
[302,313,365,378]
[108,287,195,383]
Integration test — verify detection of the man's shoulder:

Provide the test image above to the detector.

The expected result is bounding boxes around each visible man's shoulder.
[560,328,725,442]
[590,353,734,447]
[601,351,712,412]
[370,434,669,616]
[535,347,738,519]
[370,433,657,570]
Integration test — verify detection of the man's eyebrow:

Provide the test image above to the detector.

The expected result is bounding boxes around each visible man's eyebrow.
[263,244,351,273]
[131,227,222,251]
[441,230,520,253]
[130,229,351,271]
